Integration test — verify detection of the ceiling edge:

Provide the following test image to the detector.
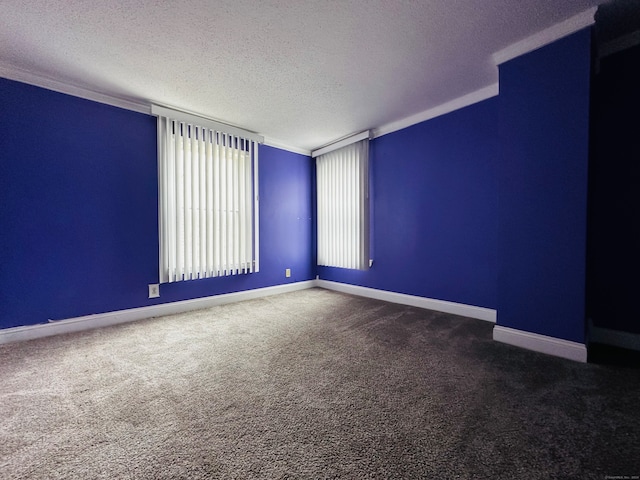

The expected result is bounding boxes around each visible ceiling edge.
[0,6,597,156]
[372,83,499,140]
[0,61,312,156]
[492,6,597,65]
[0,61,151,114]
[262,137,311,156]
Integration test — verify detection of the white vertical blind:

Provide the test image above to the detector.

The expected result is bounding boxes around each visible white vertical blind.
[316,138,369,270]
[155,108,260,283]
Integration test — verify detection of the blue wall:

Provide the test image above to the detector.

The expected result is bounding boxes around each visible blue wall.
[0,28,593,345]
[318,98,499,310]
[497,29,591,343]
[0,79,314,329]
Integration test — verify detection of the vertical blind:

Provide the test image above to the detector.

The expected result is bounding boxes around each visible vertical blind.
[154,106,261,283]
[315,137,370,270]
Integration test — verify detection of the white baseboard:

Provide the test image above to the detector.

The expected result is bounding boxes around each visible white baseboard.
[588,319,640,352]
[0,279,498,345]
[315,280,497,322]
[0,280,316,345]
[493,325,587,363]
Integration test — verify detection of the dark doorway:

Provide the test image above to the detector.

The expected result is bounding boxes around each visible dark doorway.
[586,0,640,361]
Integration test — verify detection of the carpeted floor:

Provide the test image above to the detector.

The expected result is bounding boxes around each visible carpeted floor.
[1,288,638,479]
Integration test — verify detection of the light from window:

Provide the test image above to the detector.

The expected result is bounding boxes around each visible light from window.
[316,137,370,270]
[154,108,260,283]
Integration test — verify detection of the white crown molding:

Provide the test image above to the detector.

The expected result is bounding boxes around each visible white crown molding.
[269,5,595,148]
[493,325,587,362]
[0,60,498,156]
[312,130,371,158]
[262,137,311,156]
[0,61,151,114]
[372,83,499,140]
[0,281,316,345]
[316,279,497,322]
[0,62,314,156]
[0,7,597,156]
[492,7,597,65]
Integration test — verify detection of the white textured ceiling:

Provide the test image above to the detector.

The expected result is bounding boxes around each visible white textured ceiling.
[0,0,601,152]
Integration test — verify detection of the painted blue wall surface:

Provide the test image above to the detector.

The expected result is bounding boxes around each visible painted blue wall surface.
[497,29,591,343]
[0,29,592,343]
[157,145,314,305]
[318,98,499,310]
[0,79,313,329]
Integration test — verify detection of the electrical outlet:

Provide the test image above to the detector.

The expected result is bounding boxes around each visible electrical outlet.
[285,268,291,278]
[148,284,160,298]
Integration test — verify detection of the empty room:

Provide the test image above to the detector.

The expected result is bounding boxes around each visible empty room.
[1,0,639,478]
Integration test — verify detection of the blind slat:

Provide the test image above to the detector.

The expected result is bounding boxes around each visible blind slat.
[158,117,259,282]
[316,139,369,270]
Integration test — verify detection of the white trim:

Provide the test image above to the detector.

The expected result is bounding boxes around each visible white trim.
[315,280,496,322]
[0,281,315,345]
[372,84,499,139]
[493,325,587,363]
[588,319,640,352]
[311,131,371,158]
[492,7,597,65]
[0,61,150,114]
[151,104,264,144]
[0,7,597,158]
[0,63,323,155]
[263,137,311,156]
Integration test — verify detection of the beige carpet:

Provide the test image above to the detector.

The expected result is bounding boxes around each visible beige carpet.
[1,288,639,479]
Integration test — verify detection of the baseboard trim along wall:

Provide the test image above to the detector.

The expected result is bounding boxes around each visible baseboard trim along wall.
[2,279,592,364]
[315,280,497,322]
[0,280,316,345]
[493,325,588,363]
[588,318,640,352]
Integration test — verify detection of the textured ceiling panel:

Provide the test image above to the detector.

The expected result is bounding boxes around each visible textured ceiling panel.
[0,0,601,151]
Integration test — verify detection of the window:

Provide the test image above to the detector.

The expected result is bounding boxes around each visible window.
[153,106,262,283]
[314,132,370,270]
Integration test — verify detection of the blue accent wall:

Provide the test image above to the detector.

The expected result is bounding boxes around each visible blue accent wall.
[318,98,499,310]
[497,29,591,343]
[0,79,313,329]
[0,28,593,346]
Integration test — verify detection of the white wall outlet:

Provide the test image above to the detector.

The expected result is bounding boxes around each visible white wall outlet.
[285,268,291,278]
[148,284,160,298]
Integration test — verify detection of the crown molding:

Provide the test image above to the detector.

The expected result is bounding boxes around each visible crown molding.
[372,83,499,139]
[492,7,597,65]
[311,130,371,158]
[262,137,311,156]
[0,61,151,114]
[0,61,315,156]
[0,5,597,156]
